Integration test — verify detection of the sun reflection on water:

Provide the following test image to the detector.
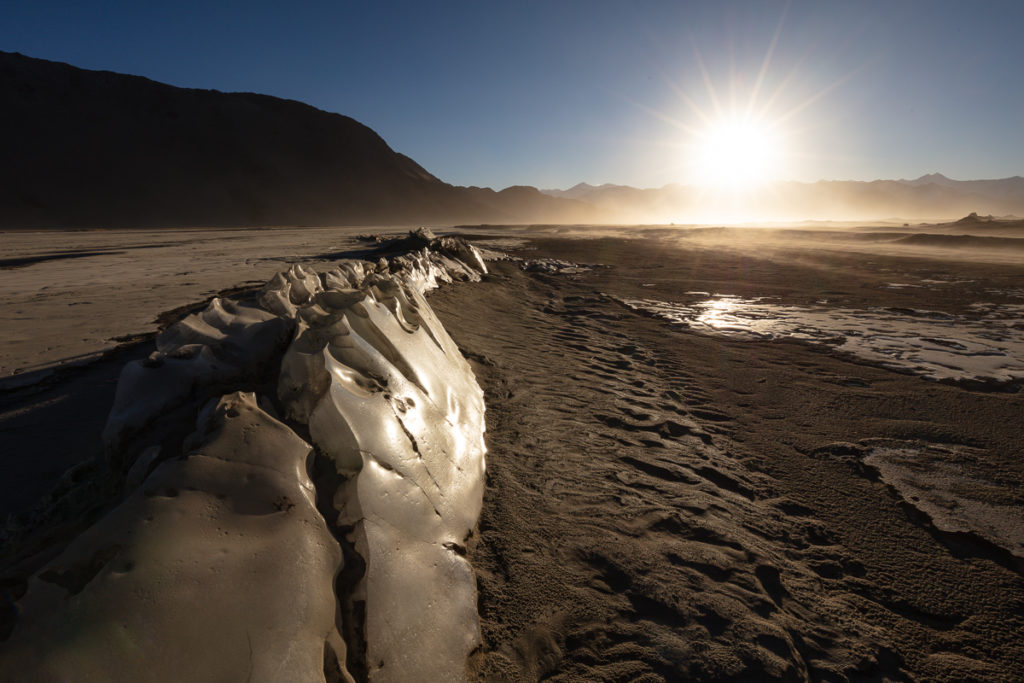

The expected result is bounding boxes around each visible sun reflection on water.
[617,295,1024,384]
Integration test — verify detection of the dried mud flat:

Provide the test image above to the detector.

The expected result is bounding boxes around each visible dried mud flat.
[428,235,1024,681]
[2,227,1024,681]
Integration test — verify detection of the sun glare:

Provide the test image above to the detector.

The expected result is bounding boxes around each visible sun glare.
[630,6,852,217]
[690,115,785,190]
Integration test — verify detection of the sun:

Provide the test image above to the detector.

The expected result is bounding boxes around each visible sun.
[690,115,785,191]
[633,6,847,205]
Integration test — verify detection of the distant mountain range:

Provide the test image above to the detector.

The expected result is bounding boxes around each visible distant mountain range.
[540,176,1024,223]
[2,51,1022,228]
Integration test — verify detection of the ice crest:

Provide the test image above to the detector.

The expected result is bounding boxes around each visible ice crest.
[102,298,292,454]
[259,263,324,317]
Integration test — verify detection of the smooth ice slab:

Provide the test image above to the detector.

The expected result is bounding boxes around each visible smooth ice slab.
[1,392,351,682]
[279,274,486,682]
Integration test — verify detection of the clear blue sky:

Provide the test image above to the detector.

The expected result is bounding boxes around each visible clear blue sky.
[4,1,1023,189]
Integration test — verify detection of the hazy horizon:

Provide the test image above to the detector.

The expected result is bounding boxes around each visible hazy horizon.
[539,172,1024,193]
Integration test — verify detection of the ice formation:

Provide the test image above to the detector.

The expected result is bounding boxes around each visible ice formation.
[617,295,1024,386]
[259,263,325,317]
[275,276,486,681]
[2,233,490,682]
[102,298,293,452]
[865,446,1024,561]
[1,393,351,682]
[522,258,599,275]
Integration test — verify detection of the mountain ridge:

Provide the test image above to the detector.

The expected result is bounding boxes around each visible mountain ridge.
[0,51,596,228]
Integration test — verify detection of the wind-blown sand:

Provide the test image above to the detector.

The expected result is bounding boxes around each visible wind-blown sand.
[2,225,1023,681]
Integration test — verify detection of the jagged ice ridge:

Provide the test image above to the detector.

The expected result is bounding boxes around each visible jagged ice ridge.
[1,232,490,683]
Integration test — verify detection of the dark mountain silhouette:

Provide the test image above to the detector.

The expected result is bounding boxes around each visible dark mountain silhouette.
[0,51,595,228]
[955,211,996,223]
[898,173,1024,199]
[898,172,959,187]
[542,182,635,199]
